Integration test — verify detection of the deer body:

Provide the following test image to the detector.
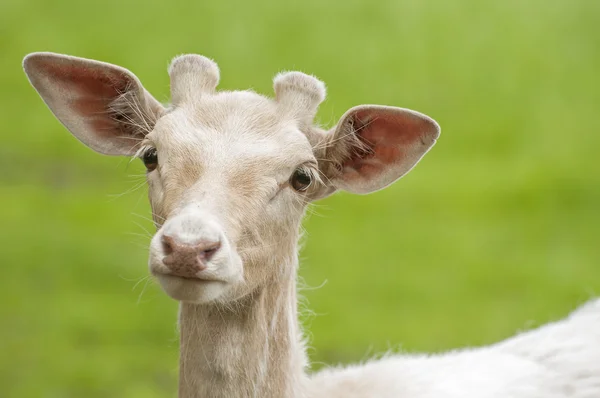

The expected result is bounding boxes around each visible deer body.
[23,52,600,398]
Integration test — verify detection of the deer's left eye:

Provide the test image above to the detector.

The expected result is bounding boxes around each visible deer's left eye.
[142,148,158,171]
[290,168,313,192]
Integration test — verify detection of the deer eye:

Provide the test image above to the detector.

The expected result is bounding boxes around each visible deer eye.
[290,167,313,192]
[142,148,158,171]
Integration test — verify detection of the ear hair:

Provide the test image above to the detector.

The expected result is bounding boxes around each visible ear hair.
[316,105,440,196]
[322,114,373,177]
[169,54,220,105]
[23,52,164,156]
[273,71,326,124]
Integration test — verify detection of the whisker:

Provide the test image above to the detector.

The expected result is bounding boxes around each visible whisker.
[132,212,162,224]
[131,274,152,292]
[107,179,147,201]
[136,277,154,305]
[314,167,333,186]
[115,136,145,142]
[125,231,153,239]
[132,220,154,239]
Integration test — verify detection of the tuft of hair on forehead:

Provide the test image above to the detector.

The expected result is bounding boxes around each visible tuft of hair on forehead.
[169,54,220,105]
[273,71,326,125]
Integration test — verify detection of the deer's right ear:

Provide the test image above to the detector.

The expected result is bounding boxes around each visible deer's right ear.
[23,52,165,156]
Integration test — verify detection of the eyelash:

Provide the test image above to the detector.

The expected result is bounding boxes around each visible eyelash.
[291,165,320,191]
[135,143,154,158]
[136,145,158,171]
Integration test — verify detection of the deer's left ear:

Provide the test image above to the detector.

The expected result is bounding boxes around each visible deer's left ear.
[320,105,440,195]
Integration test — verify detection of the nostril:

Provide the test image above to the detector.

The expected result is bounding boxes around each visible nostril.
[160,234,221,274]
[161,235,175,255]
[198,241,221,262]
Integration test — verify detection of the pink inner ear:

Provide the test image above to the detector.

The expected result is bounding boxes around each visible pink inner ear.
[342,109,437,182]
[41,61,131,138]
[341,109,429,181]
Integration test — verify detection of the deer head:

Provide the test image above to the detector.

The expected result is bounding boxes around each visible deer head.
[23,52,440,304]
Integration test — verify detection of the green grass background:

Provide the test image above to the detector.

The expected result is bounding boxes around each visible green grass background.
[2,0,599,396]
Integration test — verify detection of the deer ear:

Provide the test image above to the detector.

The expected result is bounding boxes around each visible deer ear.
[322,105,440,194]
[23,52,165,156]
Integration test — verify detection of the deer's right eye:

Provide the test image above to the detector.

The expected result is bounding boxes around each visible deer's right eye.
[142,148,158,171]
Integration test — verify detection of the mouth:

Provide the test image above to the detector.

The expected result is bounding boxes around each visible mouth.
[151,267,222,282]
[152,271,229,303]
[147,225,244,303]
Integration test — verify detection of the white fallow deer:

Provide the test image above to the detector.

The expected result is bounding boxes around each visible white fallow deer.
[23,52,600,398]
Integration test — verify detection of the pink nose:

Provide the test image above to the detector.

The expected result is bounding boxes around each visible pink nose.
[161,234,221,278]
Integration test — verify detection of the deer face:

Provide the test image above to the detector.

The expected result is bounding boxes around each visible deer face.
[23,53,440,304]
[142,92,320,303]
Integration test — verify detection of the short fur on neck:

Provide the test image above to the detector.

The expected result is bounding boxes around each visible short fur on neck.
[178,254,309,398]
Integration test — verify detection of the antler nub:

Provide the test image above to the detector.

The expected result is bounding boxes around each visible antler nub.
[169,54,220,105]
[273,71,326,123]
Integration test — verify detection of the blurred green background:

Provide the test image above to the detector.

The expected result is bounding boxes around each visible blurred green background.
[2,0,599,396]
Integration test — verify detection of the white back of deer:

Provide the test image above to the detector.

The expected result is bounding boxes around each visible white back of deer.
[23,53,600,398]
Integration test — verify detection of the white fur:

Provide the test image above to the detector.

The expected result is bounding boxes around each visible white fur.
[310,300,600,397]
[23,52,600,398]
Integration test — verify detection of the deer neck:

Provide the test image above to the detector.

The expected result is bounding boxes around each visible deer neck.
[178,256,308,398]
